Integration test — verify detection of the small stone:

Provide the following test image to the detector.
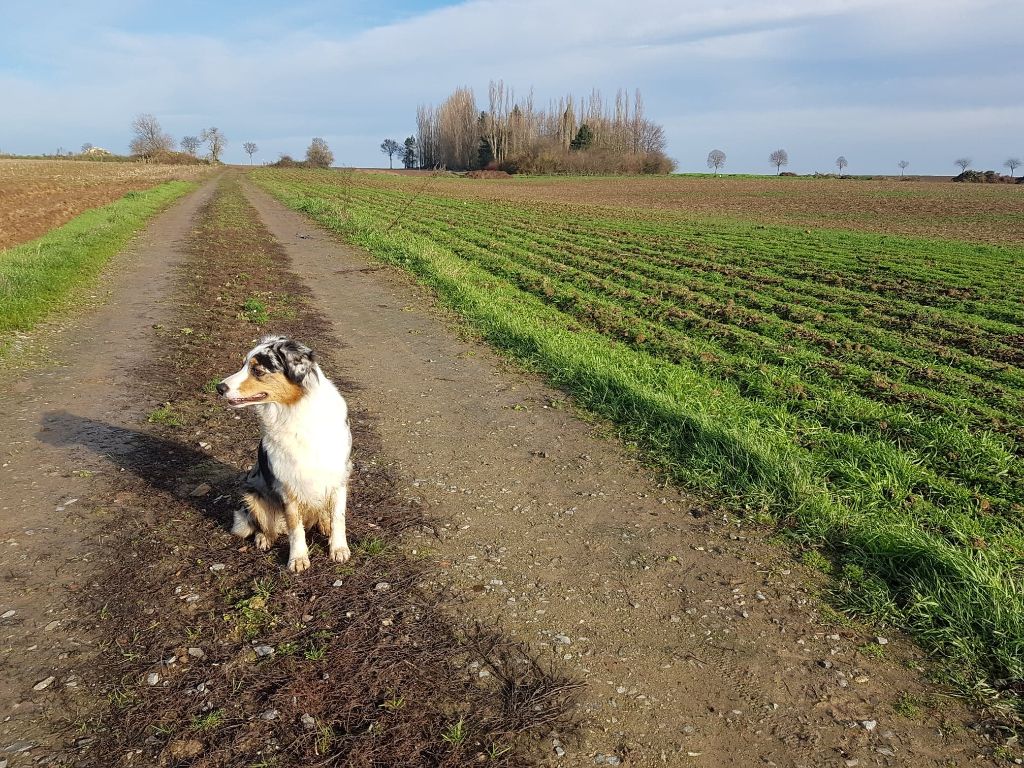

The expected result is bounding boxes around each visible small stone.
[190,483,212,497]
[554,634,571,645]
[333,579,344,587]
[32,676,55,691]
[1,610,15,619]
[301,614,314,622]
[819,660,833,669]
[209,563,225,572]
[254,644,275,657]
[44,620,60,631]
[374,582,391,591]
[755,592,767,601]
[681,725,695,734]
[301,713,316,729]
[187,647,205,658]
[616,686,627,694]
[876,636,888,645]
[260,708,279,721]
[845,760,860,767]
[3,740,34,754]
[875,747,894,757]
[555,745,566,757]
[861,720,877,731]
[146,673,160,686]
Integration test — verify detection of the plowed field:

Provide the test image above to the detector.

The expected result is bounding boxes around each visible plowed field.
[0,159,210,249]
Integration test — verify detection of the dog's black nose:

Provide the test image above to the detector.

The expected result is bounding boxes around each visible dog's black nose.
[216,381,229,395]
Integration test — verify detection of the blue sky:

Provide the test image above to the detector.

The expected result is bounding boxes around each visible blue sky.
[1,0,1021,174]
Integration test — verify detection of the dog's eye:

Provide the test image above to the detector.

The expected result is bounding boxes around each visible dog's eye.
[251,366,265,378]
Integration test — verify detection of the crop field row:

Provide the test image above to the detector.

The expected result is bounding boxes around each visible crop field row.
[0,159,210,249]
[253,169,1024,708]
[352,173,1024,247]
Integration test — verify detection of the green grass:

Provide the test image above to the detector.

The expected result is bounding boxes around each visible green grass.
[147,404,182,427]
[0,181,196,350]
[241,296,270,324]
[253,168,1024,711]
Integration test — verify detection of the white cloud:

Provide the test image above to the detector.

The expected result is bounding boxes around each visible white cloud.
[0,0,1021,172]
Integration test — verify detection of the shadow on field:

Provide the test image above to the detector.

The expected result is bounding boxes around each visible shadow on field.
[38,409,239,529]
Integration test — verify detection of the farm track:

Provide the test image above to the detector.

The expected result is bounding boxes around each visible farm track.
[0,169,1011,767]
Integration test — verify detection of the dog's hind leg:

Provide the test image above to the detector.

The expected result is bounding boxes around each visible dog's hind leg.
[329,484,351,565]
[231,507,256,539]
[244,491,283,552]
[285,500,311,573]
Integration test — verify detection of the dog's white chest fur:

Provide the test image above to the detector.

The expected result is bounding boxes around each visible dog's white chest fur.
[257,376,352,508]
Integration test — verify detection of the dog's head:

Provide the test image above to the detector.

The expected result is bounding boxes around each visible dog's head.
[216,335,318,408]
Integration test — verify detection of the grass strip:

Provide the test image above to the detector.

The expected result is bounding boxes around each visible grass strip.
[255,170,1024,716]
[0,181,196,341]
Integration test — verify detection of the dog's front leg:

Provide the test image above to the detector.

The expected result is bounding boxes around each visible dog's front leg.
[329,484,351,564]
[285,502,310,573]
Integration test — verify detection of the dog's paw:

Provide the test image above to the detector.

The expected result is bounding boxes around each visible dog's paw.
[288,554,311,573]
[254,533,271,552]
[330,544,351,564]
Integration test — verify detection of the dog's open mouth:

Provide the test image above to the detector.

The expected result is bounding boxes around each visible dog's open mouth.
[226,393,268,407]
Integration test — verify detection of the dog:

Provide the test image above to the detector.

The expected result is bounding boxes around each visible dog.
[216,335,352,572]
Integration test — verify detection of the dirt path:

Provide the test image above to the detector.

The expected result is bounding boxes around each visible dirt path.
[0,182,217,760]
[241,179,1001,767]
[0,172,1003,767]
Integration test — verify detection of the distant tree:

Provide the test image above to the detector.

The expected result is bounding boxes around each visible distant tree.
[380,138,401,169]
[402,136,417,169]
[570,123,594,151]
[200,127,226,162]
[81,142,93,154]
[897,160,910,176]
[243,141,259,164]
[769,148,789,174]
[706,149,726,175]
[129,113,175,157]
[1005,157,1022,177]
[180,135,200,155]
[477,137,494,169]
[305,137,334,168]
[835,156,848,175]
[954,157,971,172]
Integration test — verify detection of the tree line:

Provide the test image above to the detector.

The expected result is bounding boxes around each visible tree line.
[395,81,674,174]
[705,148,1022,179]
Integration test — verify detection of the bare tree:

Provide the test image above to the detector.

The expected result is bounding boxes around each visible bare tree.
[835,156,848,175]
[199,127,226,162]
[954,157,971,172]
[305,137,334,168]
[181,136,200,155]
[380,138,401,169]
[1005,157,1022,178]
[769,149,789,175]
[897,160,910,177]
[129,113,174,157]
[243,142,259,164]
[707,149,726,175]
[80,142,93,154]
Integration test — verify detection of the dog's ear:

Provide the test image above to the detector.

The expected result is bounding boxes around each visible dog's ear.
[274,338,317,385]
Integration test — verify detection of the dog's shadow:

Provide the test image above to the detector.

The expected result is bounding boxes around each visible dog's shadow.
[38,409,243,527]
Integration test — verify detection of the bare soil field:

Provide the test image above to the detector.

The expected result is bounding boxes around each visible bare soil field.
[355,173,1024,246]
[0,159,210,249]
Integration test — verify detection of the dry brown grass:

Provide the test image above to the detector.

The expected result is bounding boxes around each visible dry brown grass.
[0,159,212,249]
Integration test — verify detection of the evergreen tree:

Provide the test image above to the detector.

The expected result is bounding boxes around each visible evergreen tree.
[570,123,594,151]
[402,136,417,169]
